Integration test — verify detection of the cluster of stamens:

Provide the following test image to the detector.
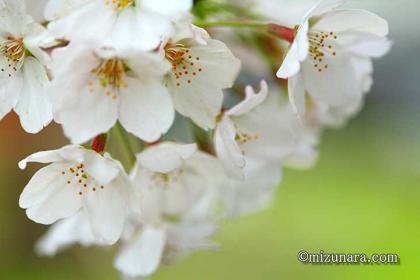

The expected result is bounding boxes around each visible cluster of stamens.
[0,37,25,77]
[164,43,203,87]
[61,163,106,196]
[105,0,134,11]
[235,129,260,155]
[89,59,127,100]
[308,30,338,73]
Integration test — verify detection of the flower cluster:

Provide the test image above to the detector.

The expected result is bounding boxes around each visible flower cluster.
[1,0,389,278]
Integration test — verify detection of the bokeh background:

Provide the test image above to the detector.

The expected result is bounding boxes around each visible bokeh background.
[1,0,419,279]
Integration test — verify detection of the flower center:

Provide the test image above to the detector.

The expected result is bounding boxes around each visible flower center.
[235,131,260,145]
[62,163,106,196]
[89,58,127,100]
[0,37,25,77]
[105,0,134,11]
[151,169,184,186]
[164,43,203,88]
[307,30,338,73]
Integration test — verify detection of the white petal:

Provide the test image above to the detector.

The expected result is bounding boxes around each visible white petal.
[119,76,174,142]
[214,116,245,179]
[288,74,306,115]
[18,145,84,169]
[36,211,99,257]
[277,20,309,78]
[14,57,52,134]
[83,150,120,185]
[0,63,22,119]
[227,80,268,117]
[24,174,83,225]
[44,0,90,20]
[83,177,127,245]
[115,226,166,277]
[339,32,391,58]
[223,159,282,218]
[53,83,118,144]
[187,39,241,89]
[137,142,197,173]
[140,0,192,18]
[104,8,171,52]
[172,84,223,130]
[314,9,389,37]
[306,0,345,17]
[19,162,67,209]
[301,47,359,106]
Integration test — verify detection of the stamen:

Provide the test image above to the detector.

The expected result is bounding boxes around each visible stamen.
[0,37,25,77]
[105,0,134,12]
[307,30,338,73]
[89,58,127,100]
[60,164,107,196]
[164,43,203,88]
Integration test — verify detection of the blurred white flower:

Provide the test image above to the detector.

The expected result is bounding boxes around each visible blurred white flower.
[0,0,54,133]
[277,0,390,116]
[163,25,241,130]
[19,145,139,245]
[221,158,282,218]
[36,211,103,256]
[215,81,318,179]
[45,0,193,51]
[50,43,174,144]
[115,142,221,278]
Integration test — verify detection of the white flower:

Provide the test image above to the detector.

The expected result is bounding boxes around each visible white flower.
[35,211,103,256]
[215,81,318,179]
[50,43,175,144]
[45,0,193,52]
[115,142,222,278]
[19,145,139,245]
[277,0,390,116]
[222,158,282,218]
[163,25,241,130]
[0,0,54,133]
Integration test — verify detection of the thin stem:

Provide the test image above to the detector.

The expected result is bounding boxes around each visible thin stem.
[194,20,267,30]
[112,122,136,169]
[194,20,295,43]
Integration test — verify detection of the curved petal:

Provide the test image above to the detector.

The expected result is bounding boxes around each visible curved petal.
[314,9,389,37]
[277,21,309,79]
[54,83,119,144]
[19,162,68,209]
[25,175,83,225]
[83,150,120,185]
[18,145,83,169]
[140,0,192,18]
[187,39,241,89]
[288,74,306,115]
[115,226,166,277]
[35,211,99,256]
[301,47,359,106]
[83,177,126,245]
[0,63,22,119]
[227,80,268,117]
[214,116,245,179]
[14,57,52,134]
[119,76,174,142]
[137,142,197,173]
[306,0,345,18]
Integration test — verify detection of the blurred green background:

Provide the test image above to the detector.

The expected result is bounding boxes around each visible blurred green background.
[1,0,419,279]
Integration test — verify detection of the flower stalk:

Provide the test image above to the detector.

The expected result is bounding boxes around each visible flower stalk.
[91,134,108,154]
[112,122,136,169]
[194,20,295,43]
